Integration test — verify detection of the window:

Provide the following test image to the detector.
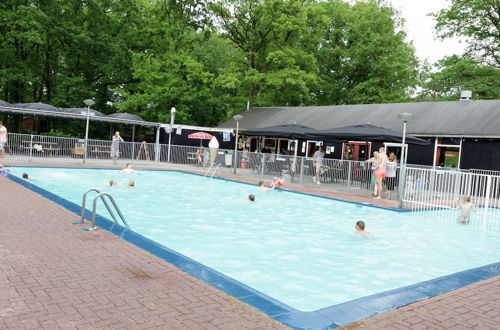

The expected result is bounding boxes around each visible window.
[306,140,322,159]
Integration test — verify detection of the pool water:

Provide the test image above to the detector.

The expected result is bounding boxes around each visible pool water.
[8,167,500,312]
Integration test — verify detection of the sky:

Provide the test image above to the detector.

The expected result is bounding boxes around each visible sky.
[388,0,467,64]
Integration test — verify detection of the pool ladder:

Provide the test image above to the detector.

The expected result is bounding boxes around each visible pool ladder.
[78,188,130,231]
[204,163,222,178]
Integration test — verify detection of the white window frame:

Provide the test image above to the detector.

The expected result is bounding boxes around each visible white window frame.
[383,142,408,163]
[305,140,323,159]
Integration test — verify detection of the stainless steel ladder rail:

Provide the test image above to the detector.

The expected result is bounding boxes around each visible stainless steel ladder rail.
[86,192,130,231]
[204,163,214,177]
[210,163,222,178]
[79,188,116,224]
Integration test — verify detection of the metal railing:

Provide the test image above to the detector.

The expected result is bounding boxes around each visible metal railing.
[79,188,129,231]
[403,167,500,221]
[5,132,500,218]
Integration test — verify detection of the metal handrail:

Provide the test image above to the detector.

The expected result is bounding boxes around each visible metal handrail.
[211,163,222,178]
[86,192,130,231]
[204,163,214,177]
[80,188,116,224]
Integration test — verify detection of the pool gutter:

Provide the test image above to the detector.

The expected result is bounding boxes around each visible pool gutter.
[5,169,500,330]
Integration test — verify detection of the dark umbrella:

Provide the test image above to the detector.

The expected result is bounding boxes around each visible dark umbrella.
[65,108,106,117]
[22,102,63,112]
[242,123,317,139]
[107,112,144,121]
[0,100,12,107]
[306,124,429,145]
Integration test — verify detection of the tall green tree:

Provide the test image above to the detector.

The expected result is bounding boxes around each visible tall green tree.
[434,0,500,67]
[418,55,500,101]
[314,0,419,105]
[115,0,227,126]
[209,0,320,107]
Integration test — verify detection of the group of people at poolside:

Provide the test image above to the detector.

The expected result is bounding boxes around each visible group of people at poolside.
[365,147,398,199]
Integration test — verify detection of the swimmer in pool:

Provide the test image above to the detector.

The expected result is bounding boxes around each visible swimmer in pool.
[128,180,135,187]
[120,163,137,174]
[258,180,276,191]
[109,179,117,187]
[355,220,373,238]
[248,194,255,202]
[457,196,475,224]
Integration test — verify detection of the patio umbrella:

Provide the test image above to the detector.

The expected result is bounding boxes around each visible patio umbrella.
[242,123,317,139]
[306,124,430,145]
[188,131,213,146]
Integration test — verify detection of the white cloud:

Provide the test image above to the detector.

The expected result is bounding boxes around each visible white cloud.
[389,0,467,64]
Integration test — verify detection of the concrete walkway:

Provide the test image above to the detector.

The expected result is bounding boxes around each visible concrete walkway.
[1,166,499,329]
[0,176,287,329]
[340,275,500,330]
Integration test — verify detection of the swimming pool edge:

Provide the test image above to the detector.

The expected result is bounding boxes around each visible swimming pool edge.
[5,170,500,330]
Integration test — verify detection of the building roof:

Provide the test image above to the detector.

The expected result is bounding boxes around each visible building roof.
[219,100,500,137]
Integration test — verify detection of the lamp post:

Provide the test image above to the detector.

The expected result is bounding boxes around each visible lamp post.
[83,99,95,164]
[167,107,176,163]
[397,112,413,208]
[233,114,243,174]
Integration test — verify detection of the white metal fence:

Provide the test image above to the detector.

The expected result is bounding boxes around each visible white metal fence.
[403,166,500,227]
[4,132,500,221]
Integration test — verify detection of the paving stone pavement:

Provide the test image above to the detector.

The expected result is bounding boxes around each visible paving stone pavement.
[0,176,288,329]
[1,169,499,330]
[340,275,500,330]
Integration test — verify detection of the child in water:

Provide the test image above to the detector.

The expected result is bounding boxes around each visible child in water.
[457,196,475,224]
[248,194,255,202]
[355,220,373,238]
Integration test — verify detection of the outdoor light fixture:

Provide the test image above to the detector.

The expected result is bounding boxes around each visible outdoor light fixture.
[233,114,244,174]
[83,99,96,164]
[167,107,177,163]
[397,112,413,208]
[397,112,414,123]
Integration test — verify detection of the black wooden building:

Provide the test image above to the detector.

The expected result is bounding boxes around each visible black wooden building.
[218,99,500,170]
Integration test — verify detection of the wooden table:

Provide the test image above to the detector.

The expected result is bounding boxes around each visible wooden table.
[88,145,110,158]
[21,141,61,154]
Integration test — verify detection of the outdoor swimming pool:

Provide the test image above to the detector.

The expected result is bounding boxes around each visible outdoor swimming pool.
[7,167,500,319]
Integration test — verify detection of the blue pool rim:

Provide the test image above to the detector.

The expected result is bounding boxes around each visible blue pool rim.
[5,166,500,330]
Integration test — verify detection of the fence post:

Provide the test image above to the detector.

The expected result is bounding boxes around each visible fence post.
[260,153,265,177]
[347,161,352,191]
[483,175,492,218]
[29,134,33,162]
[299,157,304,184]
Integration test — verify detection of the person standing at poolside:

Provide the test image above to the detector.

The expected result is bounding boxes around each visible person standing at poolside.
[366,151,379,196]
[0,121,7,158]
[313,145,325,185]
[384,152,398,199]
[373,147,388,199]
[110,131,124,165]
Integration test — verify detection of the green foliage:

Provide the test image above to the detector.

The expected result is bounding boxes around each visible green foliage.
[40,129,78,138]
[434,0,500,67]
[0,0,424,131]
[314,0,419,105]
[418,55,500,101]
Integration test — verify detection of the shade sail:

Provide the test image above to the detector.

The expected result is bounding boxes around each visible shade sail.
[242,123,317,139]
[107,112,144,121]
[306,124,430,145]
[22,102,62,112]
[65,108,106,117]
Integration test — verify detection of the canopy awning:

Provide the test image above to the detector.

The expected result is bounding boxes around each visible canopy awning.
[0,105,159,127]
[306,124,430,145]
[242,123,317,139]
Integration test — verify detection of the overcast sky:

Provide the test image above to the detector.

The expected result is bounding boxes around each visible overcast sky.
[389,0,467,64]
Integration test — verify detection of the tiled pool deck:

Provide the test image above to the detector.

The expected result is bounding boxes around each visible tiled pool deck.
[1,163,499,329]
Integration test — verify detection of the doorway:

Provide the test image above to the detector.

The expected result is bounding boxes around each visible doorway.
[342,142,370,161]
